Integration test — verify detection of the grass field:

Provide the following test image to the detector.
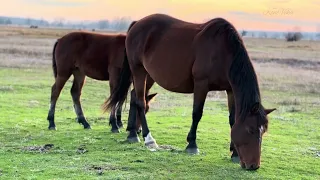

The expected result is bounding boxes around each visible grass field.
[0,26,319,179]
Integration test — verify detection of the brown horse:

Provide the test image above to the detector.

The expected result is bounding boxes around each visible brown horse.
[47,30,156,133]
[104,14,276,170]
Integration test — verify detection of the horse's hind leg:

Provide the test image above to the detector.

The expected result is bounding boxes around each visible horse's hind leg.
[131,67,158,148]
[126,89,139,141]
[108,68,122,133]
[47,75,70,130]
[227,90,239,163]
[71,70,91,129]
[116,104,123,128]
[128,75,156,135]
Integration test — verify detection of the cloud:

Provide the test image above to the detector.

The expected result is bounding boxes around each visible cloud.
[312,0,320,6]
[229,11,258,16]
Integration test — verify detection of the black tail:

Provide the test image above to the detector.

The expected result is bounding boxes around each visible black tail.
[52,40,58,78]
[103,47,132,113]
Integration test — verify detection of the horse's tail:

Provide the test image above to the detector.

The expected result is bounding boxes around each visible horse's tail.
[103,47,132,113]
[52,40,58,78]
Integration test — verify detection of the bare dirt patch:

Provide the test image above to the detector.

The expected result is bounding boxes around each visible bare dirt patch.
[22,144,54,153]
[76,144,88,154]
[87,164,130,175]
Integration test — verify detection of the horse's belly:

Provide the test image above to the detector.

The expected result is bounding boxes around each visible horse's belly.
[78,64,109,81]
[154,77,194,93]
[143,59,194,93]
[85,72,109,81]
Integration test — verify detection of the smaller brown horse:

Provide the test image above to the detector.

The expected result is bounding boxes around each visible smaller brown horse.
[47,31,156,132]
[104,14,276,170]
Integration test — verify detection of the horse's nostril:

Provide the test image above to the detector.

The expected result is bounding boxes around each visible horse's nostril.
[246,164,260,170]
[240,161,246,169]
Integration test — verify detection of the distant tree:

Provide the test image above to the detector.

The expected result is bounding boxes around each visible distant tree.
[78,22,86,29]
[111,17,131,31]
[52,17,65,27]
[315,33,320,41]
[26,18,31,25]
[284,26,303,41]
[272,33,280,39]
[259,32,268,38]
[39,18,49,26]
[5,19,12,25]
[241,30,247,37]
[98,20,109,29]
[316,25,320,40]
[0,18,4,24]
[284,32,303,41]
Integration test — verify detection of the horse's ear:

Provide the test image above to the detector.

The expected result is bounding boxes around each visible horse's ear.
[265,108,276,115]
[250,102,260,114]
[146,93,157,104]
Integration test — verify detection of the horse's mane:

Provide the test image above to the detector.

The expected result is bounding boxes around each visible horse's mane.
[204,18,267,127]
[128,21,137,32]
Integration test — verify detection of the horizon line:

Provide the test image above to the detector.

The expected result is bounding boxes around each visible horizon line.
[1,14,319,33]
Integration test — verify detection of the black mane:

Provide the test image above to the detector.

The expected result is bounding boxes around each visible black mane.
[208,18,266,125]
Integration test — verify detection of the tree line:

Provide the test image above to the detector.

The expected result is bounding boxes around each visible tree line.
[0,16,132,31]
[1,16,320,40]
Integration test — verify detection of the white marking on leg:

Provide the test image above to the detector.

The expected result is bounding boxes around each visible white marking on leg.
[144,132,157,147]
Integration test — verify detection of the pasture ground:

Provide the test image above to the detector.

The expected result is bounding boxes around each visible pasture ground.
[0,26,319,179]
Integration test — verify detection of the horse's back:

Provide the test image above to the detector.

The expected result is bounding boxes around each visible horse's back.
[127,14,236,92]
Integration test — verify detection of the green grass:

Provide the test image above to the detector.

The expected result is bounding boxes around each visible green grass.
[0,67,319,180]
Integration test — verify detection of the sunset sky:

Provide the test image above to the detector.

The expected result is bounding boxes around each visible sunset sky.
[1,0,320,32]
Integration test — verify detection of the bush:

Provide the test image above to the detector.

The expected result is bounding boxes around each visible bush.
[241,30,247,37]
[285,32,303,41]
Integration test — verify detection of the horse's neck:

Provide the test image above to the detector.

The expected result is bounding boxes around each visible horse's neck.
[231,76,261,120]
[227,35,261,119]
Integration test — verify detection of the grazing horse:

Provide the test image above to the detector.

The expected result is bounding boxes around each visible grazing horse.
[104,14,276,170]
[47,31,156,133]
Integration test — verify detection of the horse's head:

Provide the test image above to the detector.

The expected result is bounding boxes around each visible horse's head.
[145,93,157,113]
[231,102,276,170]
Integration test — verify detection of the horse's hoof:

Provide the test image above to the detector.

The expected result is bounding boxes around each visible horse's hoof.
[145,141,158,149]
[127,136,140,143]
[185,148,199,155]
[48,127,57,130]
[84,126,91,130]
[231,156,240,163]
[111,129,120,133]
